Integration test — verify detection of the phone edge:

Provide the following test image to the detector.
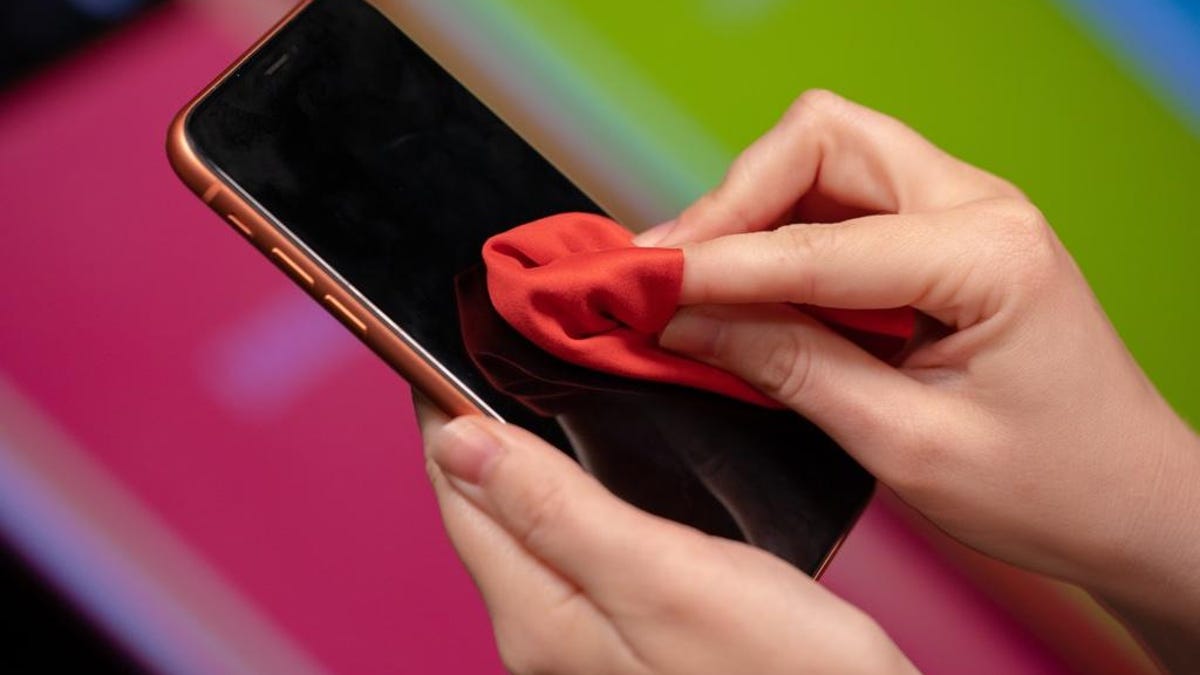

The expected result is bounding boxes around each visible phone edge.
[165,0,485,420]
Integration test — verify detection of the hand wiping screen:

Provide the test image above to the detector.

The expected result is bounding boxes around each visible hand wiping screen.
[482,212,915,407]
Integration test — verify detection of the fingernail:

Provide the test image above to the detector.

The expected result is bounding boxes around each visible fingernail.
[659,309,722,358]
[633,219,676,247]
[430,417,503,486]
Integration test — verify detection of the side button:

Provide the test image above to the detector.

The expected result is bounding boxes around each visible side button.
[202,183,223,204]
[323,295,368,334]
[270,248,314,286]
[225,214,253,238]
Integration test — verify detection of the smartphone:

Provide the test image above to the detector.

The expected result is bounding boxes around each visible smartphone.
[167,0,872,576]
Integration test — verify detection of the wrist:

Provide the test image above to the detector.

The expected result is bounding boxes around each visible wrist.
[1087,417,1200,659]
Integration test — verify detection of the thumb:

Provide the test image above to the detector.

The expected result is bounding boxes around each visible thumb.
[659,304,948,475]
[426,415,704,605]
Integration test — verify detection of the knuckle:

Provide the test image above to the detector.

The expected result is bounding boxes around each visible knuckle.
[776,89,850,145]
[1000,199,1049,239]
[785,88,846,125]
[776,222,822,255]
[998,201,1058,281]
[511,477,571,553]
[752,330,817,404]
[989,200,1050,253]
[773,225,836,301]
[972,199,1059,289]
[696,311,732,360]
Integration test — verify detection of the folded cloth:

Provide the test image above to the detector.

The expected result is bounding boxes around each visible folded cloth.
[455,264,655,417]
[482,212,915,407]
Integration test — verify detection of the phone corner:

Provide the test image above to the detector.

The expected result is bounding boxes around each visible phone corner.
[165,101,218,203]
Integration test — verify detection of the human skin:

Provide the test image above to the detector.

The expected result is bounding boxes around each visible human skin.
[418,90,1200,673]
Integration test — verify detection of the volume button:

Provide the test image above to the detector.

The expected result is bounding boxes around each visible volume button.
[225,214,253,237]
[270,247,315,286]
[202,183,223,204]
[323,295,368,333]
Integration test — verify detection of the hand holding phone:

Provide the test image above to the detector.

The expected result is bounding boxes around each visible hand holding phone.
[419,403,920,675]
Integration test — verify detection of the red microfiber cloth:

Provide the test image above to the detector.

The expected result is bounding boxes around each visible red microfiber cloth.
[483,212,915,408]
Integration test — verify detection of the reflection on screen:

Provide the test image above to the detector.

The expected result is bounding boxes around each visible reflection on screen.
[187,0,872,573]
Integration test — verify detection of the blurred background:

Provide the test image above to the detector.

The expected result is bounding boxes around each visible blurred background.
[0,0,1197,672]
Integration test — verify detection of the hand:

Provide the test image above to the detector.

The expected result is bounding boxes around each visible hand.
[416,397,917,674]
[647,90,1200,668]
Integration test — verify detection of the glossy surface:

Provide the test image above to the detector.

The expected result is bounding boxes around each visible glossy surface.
[186,0,872,575]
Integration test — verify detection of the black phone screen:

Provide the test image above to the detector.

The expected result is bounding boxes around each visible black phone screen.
[186,0,872,574]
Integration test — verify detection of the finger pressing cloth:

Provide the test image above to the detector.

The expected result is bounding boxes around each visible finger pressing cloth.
[482,212,914,407]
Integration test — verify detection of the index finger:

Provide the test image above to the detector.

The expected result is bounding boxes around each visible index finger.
[644,90,1022,247]
[678,199,1048,328]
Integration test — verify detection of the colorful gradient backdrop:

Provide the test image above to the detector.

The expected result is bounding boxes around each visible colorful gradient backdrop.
[0,0,1195,673]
